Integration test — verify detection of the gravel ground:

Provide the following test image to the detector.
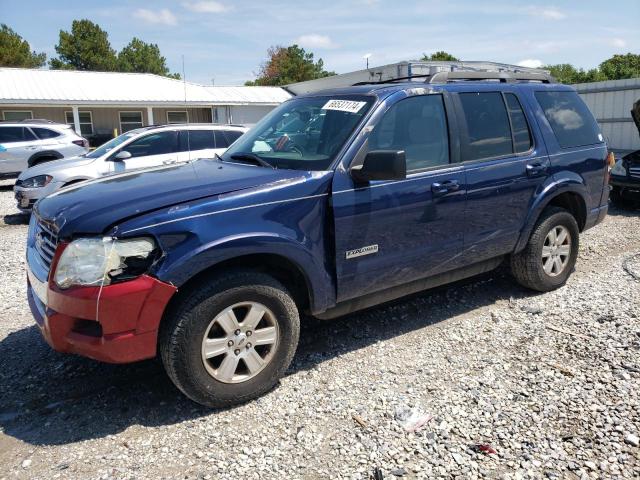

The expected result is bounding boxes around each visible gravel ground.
[0,182,638,480]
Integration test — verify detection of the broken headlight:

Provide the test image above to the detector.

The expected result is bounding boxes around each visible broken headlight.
[54,237,157,289]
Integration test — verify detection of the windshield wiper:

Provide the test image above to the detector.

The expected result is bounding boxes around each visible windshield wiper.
[229,152,275,169]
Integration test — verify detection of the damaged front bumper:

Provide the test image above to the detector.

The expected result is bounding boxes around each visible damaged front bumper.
[27,258,176,364]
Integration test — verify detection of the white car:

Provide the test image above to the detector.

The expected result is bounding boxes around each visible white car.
[0,120,89,178]
[14,124,248,211]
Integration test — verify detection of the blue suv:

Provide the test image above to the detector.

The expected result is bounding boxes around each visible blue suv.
[26,71,610,407]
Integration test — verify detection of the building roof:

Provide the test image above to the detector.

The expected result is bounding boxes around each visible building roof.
[0,68,291,106]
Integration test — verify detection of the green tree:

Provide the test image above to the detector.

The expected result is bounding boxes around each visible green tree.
[118,38,180,79]
[245,45,335,86]
[50,19,117,71]
[543,63,605,84]
[421,51,459,61]
[599,53,640,80]
[0,24,46,67]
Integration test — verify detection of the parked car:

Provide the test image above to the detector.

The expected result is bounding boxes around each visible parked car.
[0,120,89,179]
[609,99,640,207]
[14,124,248,211]
[26,72,610,407]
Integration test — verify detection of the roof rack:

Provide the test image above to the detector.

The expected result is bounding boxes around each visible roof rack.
[353,70,554,86]
[0,118,59,124]
[427,71,555,84]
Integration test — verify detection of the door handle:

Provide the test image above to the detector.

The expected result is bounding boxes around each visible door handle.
[163,159,177,165]
[431,180,460,196]
[526,162,548,177]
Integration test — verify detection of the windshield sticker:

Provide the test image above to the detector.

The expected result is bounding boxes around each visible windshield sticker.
[322,99,367,114]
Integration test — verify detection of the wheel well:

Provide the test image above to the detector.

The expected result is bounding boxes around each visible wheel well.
[63,178,88,187]
[28,151,62,167]
[165,254,312,315]
[547,192,587,231]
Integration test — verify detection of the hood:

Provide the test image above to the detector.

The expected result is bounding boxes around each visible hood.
[18,155,95,180]
[35,158,309,237]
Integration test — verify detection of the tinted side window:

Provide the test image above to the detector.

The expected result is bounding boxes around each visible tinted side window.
[179,130,215,151]
[32,127,61,140]
[504,93,532,153]
[369,94,449,171]
[0,126,29,143]
[223,130,243,145]
[214,130,229,149]
[124,131,178,158]
[458,92,512,161]
[535,91,601,148]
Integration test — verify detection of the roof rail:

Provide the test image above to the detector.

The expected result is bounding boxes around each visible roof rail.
[427,71,555,84]
[352,71,555,87]
[21,118,57,124]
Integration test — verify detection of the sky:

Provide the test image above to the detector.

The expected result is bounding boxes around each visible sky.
[1,0,638,85]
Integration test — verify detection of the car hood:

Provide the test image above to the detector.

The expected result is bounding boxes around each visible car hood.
[18,155,96,180]
[35,158,310,237]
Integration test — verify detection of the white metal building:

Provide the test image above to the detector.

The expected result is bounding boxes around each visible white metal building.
[574,78,640,153]
[0,68,290,144]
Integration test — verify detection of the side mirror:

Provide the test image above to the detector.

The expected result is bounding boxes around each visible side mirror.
[351,150,406,182]
[111,150,132,161]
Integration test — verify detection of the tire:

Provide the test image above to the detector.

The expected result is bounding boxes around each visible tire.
[159,270,300,408]
[510,206,580,292]
[610,187,632,209]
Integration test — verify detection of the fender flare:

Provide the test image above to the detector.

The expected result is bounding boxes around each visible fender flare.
[514,174,589,253]
[157,233,335,314]
[27,150,63,167]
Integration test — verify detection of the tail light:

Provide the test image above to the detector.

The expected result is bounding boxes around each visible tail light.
[72,139,90,148]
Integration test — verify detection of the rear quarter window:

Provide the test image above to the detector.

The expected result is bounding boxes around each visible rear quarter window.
[32,127,61,139]
[535,91,601,148]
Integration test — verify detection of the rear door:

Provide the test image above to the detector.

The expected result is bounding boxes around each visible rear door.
[331,92,467,302]
[213,130,243,155]
[177,129,216,161]
[0,126,38,174]
[453,89,549,262]
[110,130,179,173]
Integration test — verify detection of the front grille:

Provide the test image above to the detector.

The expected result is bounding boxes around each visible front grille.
[34,220,59,271]
[629,166,640,179]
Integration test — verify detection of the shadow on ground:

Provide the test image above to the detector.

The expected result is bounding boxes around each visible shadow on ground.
[2,213,29,225]
[0,267,540,446]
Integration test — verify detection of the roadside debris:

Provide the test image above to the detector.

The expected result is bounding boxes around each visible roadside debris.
[546,324,591,340]
[472,444,498,455]
[394,405,433,432]
[352,413,368,429]
[622,253,640,281]
[373,466,384,479]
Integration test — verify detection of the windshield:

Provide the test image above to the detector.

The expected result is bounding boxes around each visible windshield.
[85,129,144,158]
[222,95,375,171]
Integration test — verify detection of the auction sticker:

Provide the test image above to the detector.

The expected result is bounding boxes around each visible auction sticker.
[322,99,367,113]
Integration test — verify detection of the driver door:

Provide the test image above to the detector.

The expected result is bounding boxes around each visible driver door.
[331,93,467,302]
[110,130,179,173]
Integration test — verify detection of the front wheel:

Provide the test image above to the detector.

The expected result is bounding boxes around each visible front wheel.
[160,270,300,408]
[510,207,580,292]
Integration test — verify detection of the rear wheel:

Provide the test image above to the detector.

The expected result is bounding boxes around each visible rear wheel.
[160,270,300,408]
[510,207,579,292]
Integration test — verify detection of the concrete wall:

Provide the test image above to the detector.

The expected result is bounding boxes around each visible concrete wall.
[575,78,640,153]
